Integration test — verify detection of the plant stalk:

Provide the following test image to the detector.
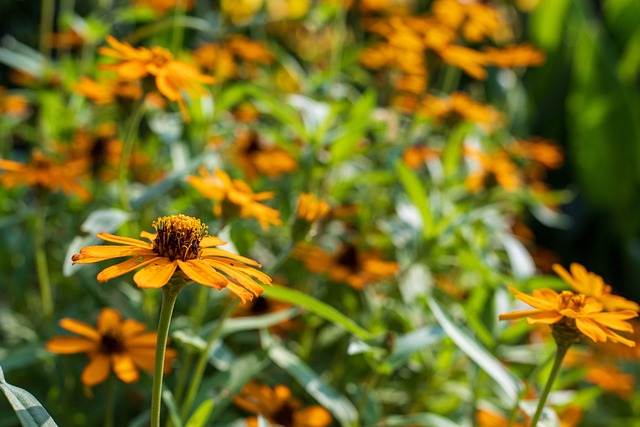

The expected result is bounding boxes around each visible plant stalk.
[529,341,570,426]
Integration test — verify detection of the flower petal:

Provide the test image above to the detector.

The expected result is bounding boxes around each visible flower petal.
[126,332,158,348]
[200,235,226,247]
[120,319,147,338]
[112,353,139,383]
[96,256,158,282]
[73,245,156,263]
[82,354,111,386]
[498,309,541,321]
[140,231,156,242]
[96,232,153,249]
[59,318,101,341]
[133,258,177,288]
[177,259,227,289]
[201,248,261,266]
[525,311,563,324]
[45,337,98,354]
[97,308,122,333]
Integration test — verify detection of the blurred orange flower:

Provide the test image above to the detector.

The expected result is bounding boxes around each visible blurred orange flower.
[0,87,29,118]
[187,168,282,230]
[73,76,142,105]
[296,193,330,223]
[98,36,215,121]
[134,0,194,15]
[234,381,332,427]
[45,308,176,386]
[484,44,546,68]
[465,147,521,192]
[72,214,270,302]
[229,130,297,179]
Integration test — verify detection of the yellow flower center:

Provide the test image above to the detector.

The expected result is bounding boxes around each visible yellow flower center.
[558,291,586,312]
[152,214,208,261]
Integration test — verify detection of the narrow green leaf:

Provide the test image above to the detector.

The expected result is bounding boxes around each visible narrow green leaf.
[426,297,522,404]
[0,365,57,427]
[264,334,358,427]
[161,390,183,427]
[184,399,214,427]
[395,160,431,238]
[263,285,373,340]
[385,326,442,369]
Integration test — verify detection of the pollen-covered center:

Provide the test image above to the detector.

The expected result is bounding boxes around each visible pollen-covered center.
[558,291,586,312]
[152,214,208,261]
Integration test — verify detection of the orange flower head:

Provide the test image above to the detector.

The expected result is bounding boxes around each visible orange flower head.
[186,168,282,230]
[553,263,640,312]
[234,381,332,427]
[499,286,638,347]
[484,43,546,68]
[98,36,215,122]
[229,130,298,180]
[71,214,271,302]
[296,193,330,223]
[73,76,142,105]
[0,150,90,201]
[0,87,29,118]
[134,0,195,15]
[465,148,521,193]
[45,308,177,386]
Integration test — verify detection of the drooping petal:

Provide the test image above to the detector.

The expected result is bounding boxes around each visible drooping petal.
[81,354,111,386]
[525,311,563,324]
[97,308,122,333]
[224,281,255,303]
[96,232,153,249]
[498,309,542,321]
[112,353,140,383]
[140,231,156,242]
[59,318,101,341]
[133,258,177,288]
[120,319,147,338]
[177,259,227,289]
[126,332,158,348]
[204,259,264,296]
[201,248,261,266]
[588,311,638,332]
[205,257,271,284]
[576,318,609,344]
[45,337,99,354]
[96,256,158,282]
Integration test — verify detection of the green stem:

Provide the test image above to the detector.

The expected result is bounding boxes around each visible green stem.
[171,0,186,54]
[529,342,570,426]
[104,375,115,427]
[151,284,184,427]
[179,299,239,421]
[34,198,53,318]
[39,0,55,60]
[118,99,145,213]
[508,350,554,426]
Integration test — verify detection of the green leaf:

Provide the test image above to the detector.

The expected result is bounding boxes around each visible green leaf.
[263,334,358,427]
[395,161,432,239]
[372,412,459,427]
[385,326,442,369]
[161,390,183,427]
[0,365,57,427]
[426,297,522,405]
[263,285,373,340]
[184,399,214,427]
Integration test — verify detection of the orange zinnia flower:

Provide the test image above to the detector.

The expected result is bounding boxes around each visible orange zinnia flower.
[484,44,546,68]
[98,36,215,122]
[553,263,640,312]
[72,214,270,302]
[296,193,330,223]
[45,308,176,386]
[0,150,90,201]
[0,87,29,118]
[229,130,297,180]
[234,381,332,427]
[73,76,142,105]
[499,286,638,347]
[465,147,521,192]
[186,168,282,230]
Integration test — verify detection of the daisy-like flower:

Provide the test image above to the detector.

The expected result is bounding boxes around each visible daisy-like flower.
[499,286,638,347]
[234,381,332,427]
[464,147,521,192]
[98,36,215,122]
[73,76,142,105]
[186,168,282,230]
[229,130,297,180]
[552,263,640,312]
[71,214,270,302]
[296,193,330,223]
[0,150,90,201]
[45,308,176,386]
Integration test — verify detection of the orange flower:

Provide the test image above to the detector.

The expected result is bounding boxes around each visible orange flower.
[234,296,298,335]
[73,76,142,105]
[465,147,521,192]
[477,408,527,427]
[134,0,195,15]
[234,381,332,427]
[585,364,634,400]
[294,242,398,289]
[435,44,489,80]
[98,36,215,122]
[509,138,563,169]
[0,150,90,201]
[484,44,546,68]
[418,93,502,132]
[0,87,29,118]
[45,308,176,386]
[228,130,297,179]
[61,125,123,182]
[296,193,330,223]
[402,145,439,169]
[45,28,86,49]
[186,168,282,230]
[553,263,640,312]
[499,286,638,347]
[71,214,271,302]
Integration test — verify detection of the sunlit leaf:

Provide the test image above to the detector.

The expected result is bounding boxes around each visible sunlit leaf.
[0,365,57,427]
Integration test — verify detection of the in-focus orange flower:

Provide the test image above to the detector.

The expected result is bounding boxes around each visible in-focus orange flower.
[186,168,282,230]
[294,242,398,289]
[499,286,638,347]
[296,193,330,223]
[234,381,332,427]
[45,308,176,386]
[553,263,640,312]
[72,214,271,302]
[0,150,90,201]
[98,36,215,121]
[73,76,142,105]
[228,130,297,180]
[134,0,195,15]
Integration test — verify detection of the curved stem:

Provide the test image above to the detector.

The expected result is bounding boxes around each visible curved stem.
[118,99,145,213]
[529,342,570,426]
[179,299,239,421]
[34,198,53,318]
[151,284,184,427]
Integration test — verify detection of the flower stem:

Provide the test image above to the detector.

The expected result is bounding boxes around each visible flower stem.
[34,198,53,318]
[529,341,570,426]
[118,98,145,214]
[151,284,184,427]
[39,0,55,60]
[179,299,239,421]
[104,375,115,427]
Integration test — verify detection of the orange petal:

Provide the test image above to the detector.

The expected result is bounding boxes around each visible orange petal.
[96,256,158,282]
[140,230,156,242]
[200,235,226,247]
[204,260,264,296]
[112,354,139,383]
[59,318,101,341]
[133,258,177,288]
[82,354,111,386]
[201,248,261,266]
[45,337,98,354]
[97,232,153,249]
[120,319,147,338]
[177,259,227,289]
[498,308,541,321]
[575,318,608,343]
[97,308,122,333]
[526,311,563,324]
[126,332,158,348]
[73,245,155,263]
